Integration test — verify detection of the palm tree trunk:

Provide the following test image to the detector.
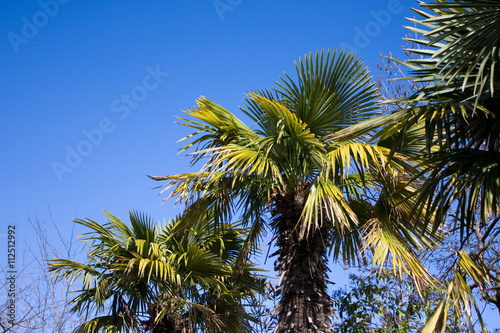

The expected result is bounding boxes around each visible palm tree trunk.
[145,304,185,333]
[271,192,333,333]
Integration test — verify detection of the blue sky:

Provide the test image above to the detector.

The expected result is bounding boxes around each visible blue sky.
[0,0,413,244]
[1,0,499,330]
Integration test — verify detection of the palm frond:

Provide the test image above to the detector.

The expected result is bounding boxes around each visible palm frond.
[422,250,491,333]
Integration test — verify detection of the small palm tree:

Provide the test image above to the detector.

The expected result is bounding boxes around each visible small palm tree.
[48,210,267,333]
[151,49,435,332]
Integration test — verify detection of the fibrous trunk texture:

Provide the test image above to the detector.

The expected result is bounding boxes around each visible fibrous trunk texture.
[145,304,184,333]
[271,191,333,333]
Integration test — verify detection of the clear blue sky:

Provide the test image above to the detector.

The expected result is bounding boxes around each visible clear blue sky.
[1,0,498,330]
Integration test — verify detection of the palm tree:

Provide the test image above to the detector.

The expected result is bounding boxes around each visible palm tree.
[48,210,267,333]
[335,1,500,331]
[151,49,435,332]
[381,0,500,232]
[402,2,500,331]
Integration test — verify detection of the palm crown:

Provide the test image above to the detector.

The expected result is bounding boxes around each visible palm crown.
[49,210,267,333]
[388,0,500,230]
[152,49,436,332]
